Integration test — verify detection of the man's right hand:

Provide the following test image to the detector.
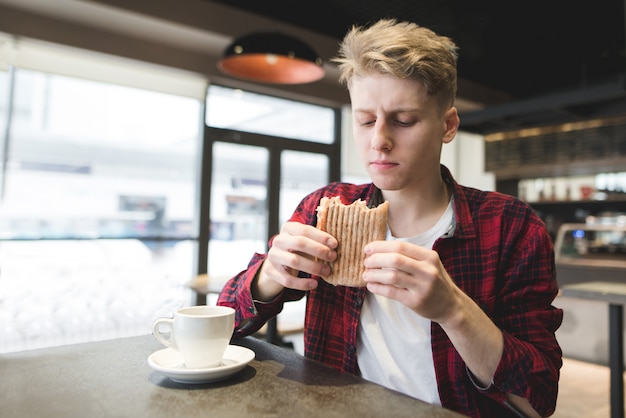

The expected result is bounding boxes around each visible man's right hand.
[252,222,338,301]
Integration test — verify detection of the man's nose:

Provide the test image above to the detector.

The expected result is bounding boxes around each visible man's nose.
[371,121,393,151]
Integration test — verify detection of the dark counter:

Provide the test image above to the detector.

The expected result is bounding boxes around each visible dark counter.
[0,334,466,418]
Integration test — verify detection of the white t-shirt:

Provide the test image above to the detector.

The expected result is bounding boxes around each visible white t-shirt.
[356,199,454,404]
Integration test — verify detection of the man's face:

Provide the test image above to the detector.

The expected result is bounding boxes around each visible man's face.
[349,74,458,193]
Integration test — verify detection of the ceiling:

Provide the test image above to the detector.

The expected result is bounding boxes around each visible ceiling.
[0,0,623,135]
[210,0,626,135]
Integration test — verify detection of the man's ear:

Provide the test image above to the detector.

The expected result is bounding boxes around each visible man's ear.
[442,107,460,144]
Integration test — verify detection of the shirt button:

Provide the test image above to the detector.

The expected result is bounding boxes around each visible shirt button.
[347,344,356,355]
[355,297,363,307]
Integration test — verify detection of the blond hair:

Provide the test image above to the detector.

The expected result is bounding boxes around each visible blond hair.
[332,19,459,109]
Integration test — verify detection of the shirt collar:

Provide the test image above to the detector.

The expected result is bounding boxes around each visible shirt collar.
[440,165,477,240]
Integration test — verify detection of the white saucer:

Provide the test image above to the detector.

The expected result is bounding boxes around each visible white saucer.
[148,345,255,384]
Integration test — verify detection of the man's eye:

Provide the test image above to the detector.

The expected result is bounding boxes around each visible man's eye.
[360,120,375,126]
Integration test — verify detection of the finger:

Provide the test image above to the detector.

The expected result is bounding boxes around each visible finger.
[363,251,414,275]
[364,242,440,275]
[271,247,332,278]
[281,222,338,249]
[272,233,337,264]
[363,251,441,297]
[364,239,428,258]
[281,274,319,291]
[362,263,406,286]
[366,280,409,299]
[265,260,319,291]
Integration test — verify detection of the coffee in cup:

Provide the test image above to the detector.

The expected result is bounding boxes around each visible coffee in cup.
[152,305,235,368]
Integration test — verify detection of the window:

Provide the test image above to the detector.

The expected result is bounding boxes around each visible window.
[0,68,203,353]
[206,85,335,144]
[0,45,341,354]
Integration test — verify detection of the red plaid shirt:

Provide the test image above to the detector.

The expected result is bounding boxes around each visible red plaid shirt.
[218,165,563,418]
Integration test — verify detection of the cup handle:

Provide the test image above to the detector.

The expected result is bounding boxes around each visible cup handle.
[152,318,174,349]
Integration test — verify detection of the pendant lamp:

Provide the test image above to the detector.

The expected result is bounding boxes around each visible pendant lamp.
[218,32,325,84]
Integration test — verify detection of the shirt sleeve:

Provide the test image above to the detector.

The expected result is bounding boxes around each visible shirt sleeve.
[483,211,563,416]
[217,252,275,337]
[435,187,564,417]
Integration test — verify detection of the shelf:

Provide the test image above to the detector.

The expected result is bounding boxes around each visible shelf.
[530,198,626,207]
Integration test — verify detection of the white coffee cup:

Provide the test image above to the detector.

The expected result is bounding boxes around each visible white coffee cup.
[152,305,235,369]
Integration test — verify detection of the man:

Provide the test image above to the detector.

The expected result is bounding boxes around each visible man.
[218,19,562,418]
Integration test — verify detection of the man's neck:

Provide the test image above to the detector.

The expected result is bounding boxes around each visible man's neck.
[383,177,451,239]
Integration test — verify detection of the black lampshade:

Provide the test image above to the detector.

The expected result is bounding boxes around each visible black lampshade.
[218,32,325,84]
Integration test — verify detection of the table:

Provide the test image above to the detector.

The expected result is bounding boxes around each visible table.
[0,334,466,418]
[561,281,626,418]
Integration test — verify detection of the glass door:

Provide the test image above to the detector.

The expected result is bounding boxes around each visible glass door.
[205,145,330,285]
[207,141,269,282]
[279,150,329,225]
[201,132,333,348]
[199,85,340,347]
[201,132,335,295]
